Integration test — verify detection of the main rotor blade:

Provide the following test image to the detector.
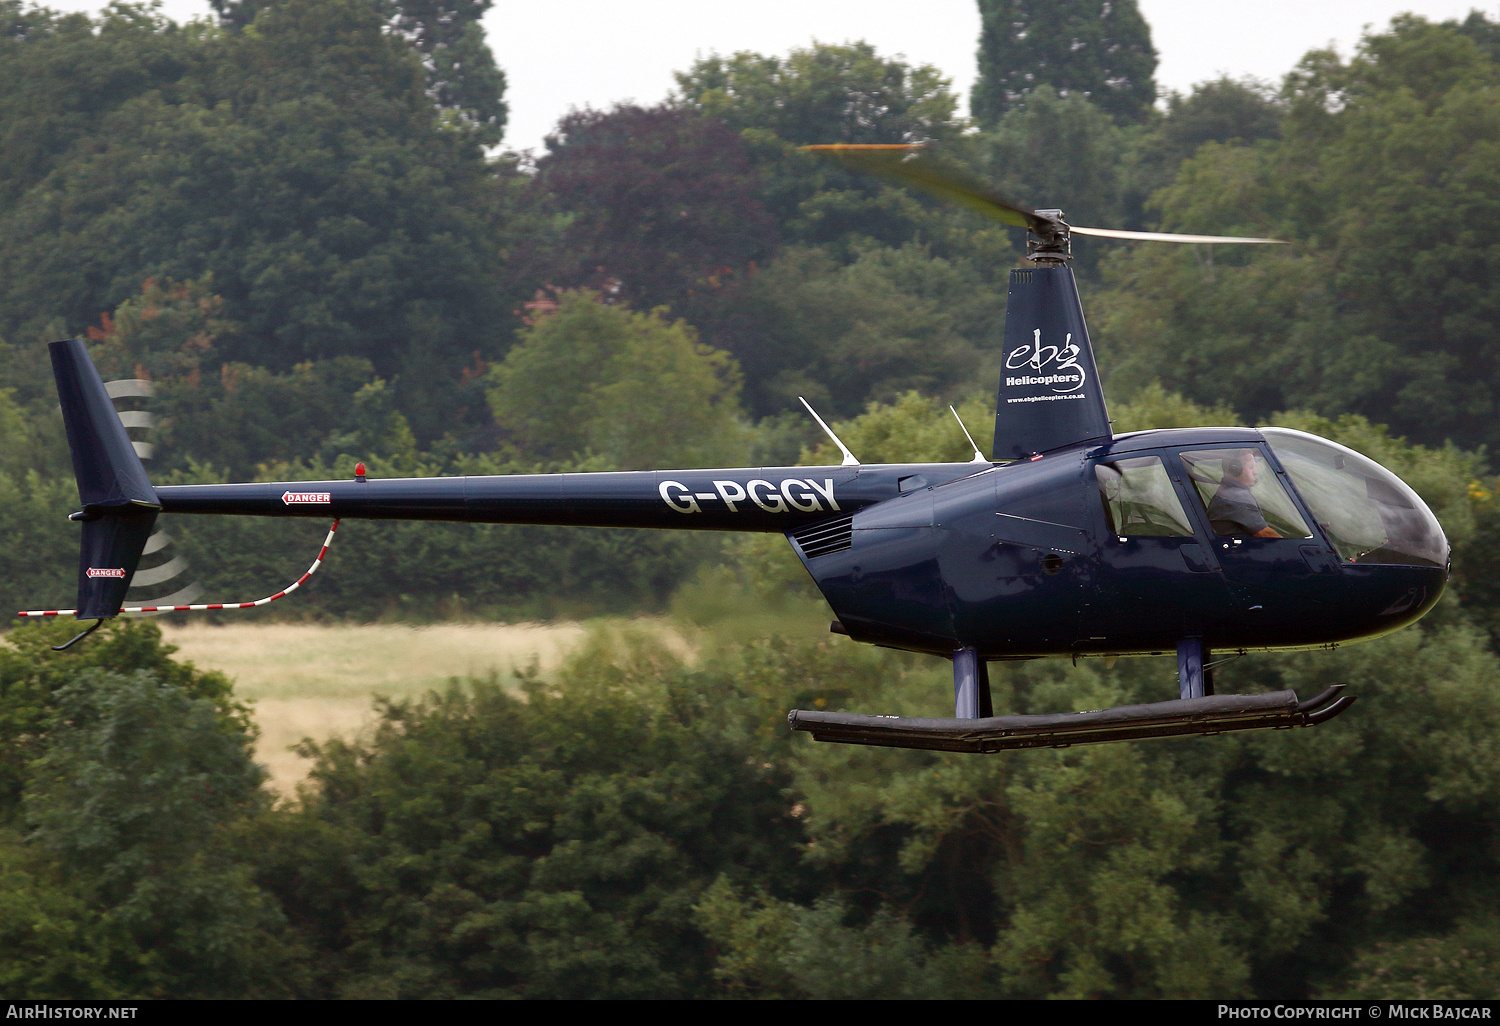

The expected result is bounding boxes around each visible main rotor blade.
[801,144,1048,232]
[1071,225,1286,245]
[802,145,1289,246]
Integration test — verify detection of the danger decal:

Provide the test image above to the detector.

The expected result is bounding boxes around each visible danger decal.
[86,568,126,578]
[282,491,332,505]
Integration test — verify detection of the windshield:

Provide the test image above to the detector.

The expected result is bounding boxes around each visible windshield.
[1262,428,1448,567]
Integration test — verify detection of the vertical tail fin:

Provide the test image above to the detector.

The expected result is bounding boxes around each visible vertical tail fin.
[49,339,161,619]
[993,266,1111,460]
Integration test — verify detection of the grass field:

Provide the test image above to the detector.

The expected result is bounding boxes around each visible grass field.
[160,621,687,795]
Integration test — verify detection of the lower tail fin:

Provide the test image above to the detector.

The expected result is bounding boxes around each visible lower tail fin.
[50,339,161,619]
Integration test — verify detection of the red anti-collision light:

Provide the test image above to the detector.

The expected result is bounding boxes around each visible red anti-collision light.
[355,462,366,478]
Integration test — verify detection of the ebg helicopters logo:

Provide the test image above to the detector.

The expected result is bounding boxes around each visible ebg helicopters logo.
[1004,328,1087,401]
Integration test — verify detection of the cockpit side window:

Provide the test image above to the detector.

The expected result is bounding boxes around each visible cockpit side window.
[1178,448,1312,539]
[1095,456,1194,538]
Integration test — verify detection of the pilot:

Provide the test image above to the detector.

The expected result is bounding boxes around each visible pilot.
[1207,451,1281,538]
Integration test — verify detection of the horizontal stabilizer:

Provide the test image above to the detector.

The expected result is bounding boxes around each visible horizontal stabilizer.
[789,686,1354,753]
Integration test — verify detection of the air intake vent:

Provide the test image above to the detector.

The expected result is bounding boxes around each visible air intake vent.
[793,515,854,559]
[1012,269,1033,285]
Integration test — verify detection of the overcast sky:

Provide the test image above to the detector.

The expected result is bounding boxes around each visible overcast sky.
[41,1,1500,153]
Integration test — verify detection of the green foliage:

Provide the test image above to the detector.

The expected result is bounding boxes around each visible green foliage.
[972,0,1158,126]
[802,390,995,465]
[0,0,514,444]
[673,41,1005,267]
[1453,501,1500,649]
[82,275,232,383]
[0,620,241,822]
[1096,13,1500,452]
[0,620,297,998]
[980,85,1131,233]
[764,620,1500,998]
[0,2,204,211]
[7,557,1500,999]
[487,291,748,470]
[22,670,290,997]
[153,358,406,479]
[0,827,120,999]
[256,633,805,997]
[385,1,507,145]
[676,42,960,147]
[1109,382,1243,432]
[213,0,507,138]
[1327,918,1500,999]
[739,244,1004,416]
[696,881,994,998]
[0,471,82,641]
[0,385,60,481]
[1160,76,1284,159]
[534,104,777,315]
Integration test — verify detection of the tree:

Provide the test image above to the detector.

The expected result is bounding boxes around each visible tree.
[676,41,960,147]
[673,42,987,257]
[735,243,1003,417]
[385,1,508,146]
[1095,14,1500,452]
[0,621,302,997]
[978,85,1130,240]
[82,274,233,383]
[1161,76,1284,157]
[0,620,243,821]
[254,634,807,997]
[0,2,201,211]
[972,0,1158,126]
[0,0,515,444]
[22,669,292,997]
[211,0,507,144]
[535,104,777,316]
[486,291,747,470]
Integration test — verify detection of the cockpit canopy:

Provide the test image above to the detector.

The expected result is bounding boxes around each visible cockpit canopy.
[1262,428,1448,568]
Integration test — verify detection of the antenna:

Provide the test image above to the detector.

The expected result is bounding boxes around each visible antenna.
[949,405,988,464]
[798,397,860,467]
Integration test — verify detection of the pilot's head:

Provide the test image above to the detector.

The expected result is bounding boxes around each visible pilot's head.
[1223,451,1259,486]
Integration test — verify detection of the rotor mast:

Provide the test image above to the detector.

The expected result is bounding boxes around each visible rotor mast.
[1026,209,1072,266]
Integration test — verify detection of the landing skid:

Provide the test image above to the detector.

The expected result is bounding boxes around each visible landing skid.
[788,685,1355,753]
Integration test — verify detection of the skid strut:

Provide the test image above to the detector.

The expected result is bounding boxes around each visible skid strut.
[952,646,993,718]
[19,520,340,619]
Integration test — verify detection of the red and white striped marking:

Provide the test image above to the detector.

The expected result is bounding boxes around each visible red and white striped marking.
[17,520,340,618]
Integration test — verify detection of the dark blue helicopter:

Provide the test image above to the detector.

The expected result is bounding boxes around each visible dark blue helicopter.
[25,146,1449,753]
